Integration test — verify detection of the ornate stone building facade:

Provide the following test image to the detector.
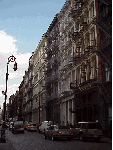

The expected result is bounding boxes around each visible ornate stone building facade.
[32,34,47,125]
[45,14,60,124]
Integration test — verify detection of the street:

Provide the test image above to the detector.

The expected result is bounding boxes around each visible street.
[4,129,111,150]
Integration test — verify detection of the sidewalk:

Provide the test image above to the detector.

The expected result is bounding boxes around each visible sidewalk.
[0,142,12,150]
[0,138,13,150]
[101,137,112,144]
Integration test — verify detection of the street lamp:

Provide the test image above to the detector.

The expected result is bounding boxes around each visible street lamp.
[2,55,17,124]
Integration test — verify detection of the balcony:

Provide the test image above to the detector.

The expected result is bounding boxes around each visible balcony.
[92,10,112,37]
[60,45,66,52]
[66,41,72,49]
[45,76,51,83]
[99,38,112,53]
[72,32,82,40]
[65,21,72,31]
[60,91,72,98]
[80,21,88,32]
[46,95,52,101]
[101,0,112,5]
[47,50,52,60]
[52,59,59,68]
[71,6,82,19]
[51,94,58,100]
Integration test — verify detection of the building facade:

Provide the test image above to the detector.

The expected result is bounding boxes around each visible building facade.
[23,54,34,122]
[23,70,29,121]
[18,81,24,121]
[92,0,112,132]
[45,14,60,124]
[32,34,47,125]
[58,0,75,126]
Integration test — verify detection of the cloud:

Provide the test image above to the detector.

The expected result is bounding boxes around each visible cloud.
[0,30,32,109]
[0,30,17,54]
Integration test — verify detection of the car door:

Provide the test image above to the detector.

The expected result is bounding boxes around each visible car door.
[48,126,54,138]
[75,123,81,137]
[45,127,50,137]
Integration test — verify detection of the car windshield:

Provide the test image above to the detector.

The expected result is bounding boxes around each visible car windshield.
[88,123,102,129]
[58,126,70,129]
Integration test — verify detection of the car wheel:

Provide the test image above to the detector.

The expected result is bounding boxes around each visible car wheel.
[51,134,55,141]
[79,133,84,142]
[44,134,47,139]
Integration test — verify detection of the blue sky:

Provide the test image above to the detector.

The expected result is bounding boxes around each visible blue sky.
[0,0,66,53]
[0,0,66,108]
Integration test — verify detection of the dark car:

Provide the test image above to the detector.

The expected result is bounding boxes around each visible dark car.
[44,125,73,141]
[72,122,103,142]
[26,123,37,131]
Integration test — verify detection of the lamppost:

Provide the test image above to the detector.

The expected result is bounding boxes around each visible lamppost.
[2,55,17,124]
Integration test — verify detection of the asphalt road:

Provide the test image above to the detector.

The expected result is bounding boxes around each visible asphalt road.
[5,129,112,150]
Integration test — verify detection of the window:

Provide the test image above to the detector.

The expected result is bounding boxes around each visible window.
[50,126,54,130]
[90,29,95,46]
[85,33,90,47]
[55,126,58,130]
[72,70,75,82]
[76,67,81,86]
[105,67,110,82]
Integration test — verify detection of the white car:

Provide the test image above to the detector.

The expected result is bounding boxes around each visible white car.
[39,121,53,133]
[44,125,73,141]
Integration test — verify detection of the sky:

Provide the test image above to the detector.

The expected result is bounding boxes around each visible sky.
[0,0,66,109]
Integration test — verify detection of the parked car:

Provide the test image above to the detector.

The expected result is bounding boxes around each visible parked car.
[39,121,53,133]
[12,121,24,133]
[9,122,13,130]
[44,125,73,141]
[23,121,28,130]
[26,123,37,131]
[72,122,103,142]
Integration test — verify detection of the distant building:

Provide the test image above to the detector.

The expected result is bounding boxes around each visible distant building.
[23,54,34,122]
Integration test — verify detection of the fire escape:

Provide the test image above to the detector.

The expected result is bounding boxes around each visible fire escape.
[92,0,112,70]
[45,15,60,122]
[92,0,112,107]
[70,0,112,124]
